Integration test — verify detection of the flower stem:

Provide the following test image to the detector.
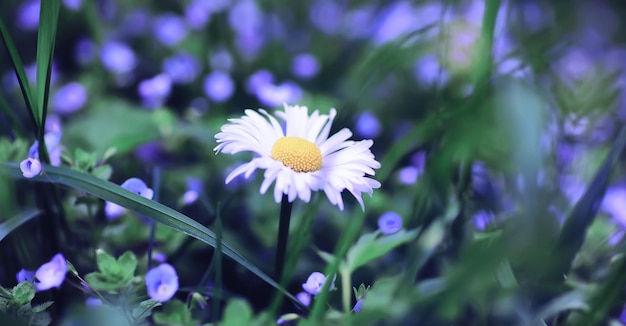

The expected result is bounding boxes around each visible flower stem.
[341,267,351,314]
[275,194,293,281]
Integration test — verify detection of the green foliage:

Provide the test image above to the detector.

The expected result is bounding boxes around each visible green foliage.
[152,300,198,326]
[0,282,53,326]
[0,209,40,243]
[84,249,138,292]
[131,299,162,324]
[218,299,253,326]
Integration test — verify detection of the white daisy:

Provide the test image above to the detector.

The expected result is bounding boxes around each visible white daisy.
[214,104,381,210]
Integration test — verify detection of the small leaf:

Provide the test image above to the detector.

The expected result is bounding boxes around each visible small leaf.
[92,165,112,180]
[132,299,162,322]
[220,299,253,326]
[0,209,40,243]
[346,229,418,273]
[31,301,54,313]
[84,272,122,292]
[12,281,35,305]
[116,251,138,282]
[95,249,118,276]
[153,300,197,326]
[66,260,79,277]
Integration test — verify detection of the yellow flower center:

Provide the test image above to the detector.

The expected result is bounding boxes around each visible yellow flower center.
[271,136,323,172]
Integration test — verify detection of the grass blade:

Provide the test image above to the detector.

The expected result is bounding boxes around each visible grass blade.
[0,162,302,307]
[0,209,41,243]
[549,126,626,280]
[34,0,60,162]
[0,18,37,129]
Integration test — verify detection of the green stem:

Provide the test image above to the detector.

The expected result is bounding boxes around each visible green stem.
[473,0,501,84]
[275,194,293,281]
[211,205,223,323]
[341,267,351,314]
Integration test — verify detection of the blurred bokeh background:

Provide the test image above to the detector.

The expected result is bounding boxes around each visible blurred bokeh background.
[2,0,626,324]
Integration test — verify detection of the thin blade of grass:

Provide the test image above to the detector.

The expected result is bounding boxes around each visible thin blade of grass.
[0,162,303,308]
[0,209,41,243]
[0,18,37,129]
[35,0,60,162]
[549,126,626,280]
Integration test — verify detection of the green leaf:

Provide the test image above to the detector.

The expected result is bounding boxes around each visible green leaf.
[131,299,162,323]
[153,300,197,326]
[12,282,35,306]
[31,301,54,314]
[35,0,60,132]
[84,272,122,292]
[346,229,417,273]
[0,209,40,243]
[92,165,113,180]
[95,249,119,277]
[549,126,626,280]
[220,299,253,326]
[535,291,588,323]
[116,251,138,281]
[0,163,300,306]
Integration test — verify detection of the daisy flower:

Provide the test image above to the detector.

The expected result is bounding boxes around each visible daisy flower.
[214,104,381,210]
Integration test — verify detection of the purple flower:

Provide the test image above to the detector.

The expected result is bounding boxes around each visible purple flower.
[62,0,82,11]
[100,41,137,74]
[209,49,234,72]
[353,298,364,312]
[16,269,35,283]
[52,82,88,114]
[256,82,302,107]
[119,10,151,37]
[75,38,96,65]
[162,52,201,84]
[296,292,311,307]
[105,178,154,220]
[302,272,335,296]
[182,178,203,205]
[153,13,188,47]
[20,158,42,178]
[414,54,447,85]
[34,253,68,291]
[138,74,172,108]
[373,1,418,45]
[245,69,274,94]
[185,0,212,30]
[310,0,343,35]
[145,263,179,302]
[203,71,234,103]
[378,212,403,235]
[228,0,263,36]
[342,5,377,39]
[46,115,62,134]
[234,32,265,61]
[292,53,320,79]
[397,166,419,185]
[17,0,40,31]
[472,210,494,231]
[354,111,381,139]
[85,297,103,308]
[601,186,626,226]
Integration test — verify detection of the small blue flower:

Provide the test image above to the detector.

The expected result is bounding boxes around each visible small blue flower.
[181,178,203,206]
[203,71,235,103]
[209,49,234,72]
[152,13,188,47]
[378,212,403,235]
[17,0,40,31]
[397,166,420,185]
[86,297,103,308]
[20,158,42,178]
[138,74,172,108]
[354,111,381,139]
[302,272,335,296]
[105,178,154,220]
[100,41,137,74]
[296,292,311,307]
[245,69,274,94]
[162,52,201,84]
[352,298,364,312]
[16,269,35,283]
[62,0,82,11]
[34,253,68,291]
[292,53,320,79]
[145,263,179,302]
[52,82,88,114]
